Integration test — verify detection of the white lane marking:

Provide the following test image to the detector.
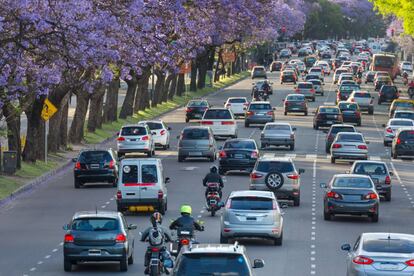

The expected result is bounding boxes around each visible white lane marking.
[101,205,106,208]
[30,268,36,272]
[248,129,258,139]
[286,154,297,158]
[52,249,58,253]
[263,153,274,158]
[110,197,114,201]
[306,154,317,160]
[369,156,381,161]
[105,201,110,204]
[45,255,51,259]
[390,162,402,184]
[59,242,63,246]
[37,261,43,265]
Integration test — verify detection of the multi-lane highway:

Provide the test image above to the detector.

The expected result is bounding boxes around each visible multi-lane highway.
[1,69,413,276]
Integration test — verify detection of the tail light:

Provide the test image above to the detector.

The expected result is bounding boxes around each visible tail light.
[141,135,149,141]
[109,160,115,169]
[160,130,166,136]
[295,88,300,92]
[117,137,125,141]
[180,239,190,245]
[353,256,374,265]
[247,111,255,116]
[396,138,401,145]
[250,172,264,179]
[350,98,355,102]
[358,145,367,150]
[316,114,322,119]
[226,199,232,209]
[221,121,235,125]
[332,144,342,149]
[219,150,227,158]
[327,191,342,199]
[115,234,126,243]
[158,190,164,200]
[64,234,74,243]
[310,89,315,93]
[284,101,290,106]
[290,134,294,139]
[364,192,378,200]
[75,162,81,170]
[250,151,258,159]
[116,190,122,199]
[202,121,213,125]
[386,128,393,133]
[385,176,391,185]
[287,174,299,180]
[272,200,277,210]
[406,260,414,266]
[151,247,160,252]
[266,111,274,115]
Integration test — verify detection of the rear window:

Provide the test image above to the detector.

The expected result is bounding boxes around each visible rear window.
[228,98,246,103]
[122,165,138,183]
[310,68,321,72]
[354,93,371,98]
[298,83,313,89]
[121,126,147,136]
[249,104,271,110]
[145,122,163,130]
[230,197,274,210]
[363,239,414,254]
[337,133,363,142]
[333,177,373,188]
[319,108,340,113]
[203,109,232,119]
[381,86,397,94]
[176,253,250,276]
[310,80,321,85]
[331,127,355,134]
[265,124,291,131]
[256,161,294,173]
[390,120,414,126]
[188,101,208,107]
[287,95,305,101]
[141,164,158,183]
[224,140,256,150]
[341,85,360,92]
[71,218,119,231]
[336,70,347,75]
[399,130,414,140]
[339,103,358,111]
[182,128,209,140]
[254,67,265,72]
[283,71,294,75]
[353,163,387,175]
[79,151,112,163]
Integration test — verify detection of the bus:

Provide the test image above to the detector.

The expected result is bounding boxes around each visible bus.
[371,53,399,79]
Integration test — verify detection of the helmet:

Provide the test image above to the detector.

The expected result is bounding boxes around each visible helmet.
[180,205,192,215]
[150,212,163,226]
[210,165,218,173]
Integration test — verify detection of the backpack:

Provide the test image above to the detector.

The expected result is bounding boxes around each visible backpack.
[148,227,164,246]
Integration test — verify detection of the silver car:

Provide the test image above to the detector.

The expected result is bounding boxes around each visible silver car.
[342,232,414,276]
[250,157,305,206]
[309,79,324,96]
[117,125,156,158]
[220,190,284,245]
[330,132,369,164]
[260,122,296,150]
[348,91,374,114]
[177,126,216,162]
[383,118,414,146]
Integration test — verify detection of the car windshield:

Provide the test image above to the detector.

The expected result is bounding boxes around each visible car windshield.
[390,120,414,126]
[287,95,305,101]
[249,104,272,110]
[337,133,363,142]
[71,218,119,231]
[79,151,112,163]
[333,177,373,188]
[228,98,246,103]
[341,85,360,92]
[298,83,313,89]
[310,80,321,85]
[256,161,294,173]
[188,101,208,107]
[121,127,147,136]
[254,68,265,72]
[310,68,321,72]
[381,86,397,94]
[203,110,232,119]
[331,127,355,135]
[339,103,358,111]
[319,108,339,114]
[353,163,387,175]
[141,164,158,183]
[265,124,291,131]
[224,140,256,150]
[182,129,209,140]
[363,239,414,254]
[354,93,371,98]
[374,56,395,68]
[145,122,163,130]
[176,253,250,276]
[230,197,274,210]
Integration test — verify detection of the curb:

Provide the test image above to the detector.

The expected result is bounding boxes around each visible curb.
[0,73,248,209]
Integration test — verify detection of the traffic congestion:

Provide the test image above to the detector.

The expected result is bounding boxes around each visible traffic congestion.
[3,39,414,276]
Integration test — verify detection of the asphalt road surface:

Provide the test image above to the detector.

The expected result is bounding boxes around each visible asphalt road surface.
[1,68,413,276]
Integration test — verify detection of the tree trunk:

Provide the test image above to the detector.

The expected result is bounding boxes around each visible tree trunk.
[3,102,21,169]
[190,60,197,92]
[103,78,119,123]
[22,98,45,162]
[176,74,185,96]
[207,47,216,71]
[197,51,209,89]
[162,74,174,102]
[134,67,151,112]
[59,96,69,149]
[214,49,224,82]
[87,84,106,132]
[119,74,137,119]
[48,93,69,152]
[68,90,90,144]
[168,74,177,100]
[152,70,165,107]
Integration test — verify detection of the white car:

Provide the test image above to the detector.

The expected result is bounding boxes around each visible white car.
[225,97,248,117]
[383,118,414,146]
[338,73,354,86]
[117,124,156,158]
[315,61,330,75]
[334,68,349,84]
[138,120,171,149]
[401,61,413,73]
[308,67,324,82]
[201,108,238,138]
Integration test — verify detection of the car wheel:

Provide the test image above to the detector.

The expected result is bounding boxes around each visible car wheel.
[261,143,267,149]
[304,112,308,116]
[284,111,287,116]
[274,232,283,246]
[64,258,72,272]
[321,92,324,96]
[368,109,374,115]
[357,121,361,127]
[147,151,152,157]
[220,234,229,244]
[244,122,249,128]
[209,155,215,162]
[128,246,134,265]
[74,179,81,189]
[120,256,128,271]
[290,144,295,151]
[293,194,300,206]
[312,97,315,102]
[178,155,185,162]
[330,156,336,164]
[117,204,124,214]
[385,191,392,202]
[371,212,379,223]
[265,172,284,190]
[280,82,283,84]
[383,141,388,147]
[185,118,189,123]
[323,210,331,221]
[118,152,124,160]
[315,124,319,130]
[378,100,381,105]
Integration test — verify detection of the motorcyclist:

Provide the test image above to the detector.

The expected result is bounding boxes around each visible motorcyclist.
[251,85,260,101]
[356,68,363,80]
[203,165,224,198]
[261,80,271,95]
[169,205,204,232]
[403,71,409,85]
[141,212,173,275]
[409,79,414,88]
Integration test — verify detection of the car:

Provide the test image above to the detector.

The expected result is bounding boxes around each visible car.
[347,91,374,115]
[220,190,284,245]
[279,48,292,58]
[260,122,296,150]
[337,101,361,126]
[177,126,216,162]
[218,139,259,175]
[325,124,357,153]
[251,66,267,79]
[391,128,414,159]
[313,106,343,130]
[270,61,283,72]
[225,97,249,117]
[308,67,324,82]
[73,149,118,189]
[378,85,399,104]
[383,118,414,146]
[295,61,306,72]
[336,83,361,104]
[374,71,390,80]
[298,48,308,57]
[309,79,324,96]
[304,55,317,68]
[315,60,330,75]
[388,98,414,117]
[364,71,376,83]
[294,82,316,102]
[330,132,368,163]
[244,101,275,127]
[341,232,414,276]
[173,243,264,276]
[117,124,156,158]
[334,68,349,84]
[250,157,305,206]
[139,120,171,149]
[252,80,273,95]
[338,73,354,86]
[185,99,209,122]
[374,76,392,91]
[350,161,393,201]
[63,211,136,272]
[321,174,379,222]
[401,61,413,73]
[321,51,332,59]
[283,94,308,116]
[116,158,169,214]
[280,70,297,84]
[304,73,320,82]
[201,108,238,138]
[393,110,414,120]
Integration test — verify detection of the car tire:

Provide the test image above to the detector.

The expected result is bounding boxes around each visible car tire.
[128,246,134,265]
[118,153,124,160]
[315,124,319,130]
[220,234,229,244]
[185,118,189,123]
[64,258,72,272]
[265,172,284,190]
[323,210,331,221]
[280,82,283,84]
[261,143,267,149]
[293,195,300,206]
[321,92,324,96]
[274,232,283,246]
[74,179,81,189]
[209,155,215,162]
[117,204,125,214]
[159,201,166,215]
[371,212,379,223]
[378,100,381,105]
[357,121,361,127]
[368,109,374,115]
[330,156,336,164]
[178,155,185,162]
[120,256,128,272]
[244,122,249,128]
[312,97,315,102]
[383,141,388,147]
[385,191,392,202]
[290,144,295,151]
[304,112,308,116]
[284,111,287,116]
[147,151,152,157]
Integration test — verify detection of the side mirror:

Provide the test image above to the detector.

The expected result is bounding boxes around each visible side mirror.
[389,171,394,176]
[72,158,77,162]
[345,170,350,174]
[341,244,351,252]
[116,131,120,135]
[165,177,171,184]
[252,82,255,85]
[253,259,265,269]
[282,99,285,102]
[63,224,70,230]
[320,183,327,189]
[372,97,375,99]
[298,168,305,174]
[292,127,297,131]
[168,127,171,131]
[218,202,225,208]
[366,141,370,144]
[128,224,138,230]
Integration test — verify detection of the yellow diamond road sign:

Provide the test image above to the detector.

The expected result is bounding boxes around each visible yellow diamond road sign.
[41,99,58,121]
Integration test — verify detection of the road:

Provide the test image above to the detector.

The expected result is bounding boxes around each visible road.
[0,67,413,276]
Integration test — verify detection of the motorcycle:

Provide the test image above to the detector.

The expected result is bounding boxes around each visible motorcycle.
[205,182,223,216]
[148,246,173,276]
[170,225,204,256]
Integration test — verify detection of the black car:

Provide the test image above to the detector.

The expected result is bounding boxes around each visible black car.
[73,149,118,189]
[364,71,375,83]
[280,70,297,84]
[185,100,209,122]
[284,94,308,115]
[218,138,259,175]
[270,61,282,72]
[392,128,414,159]
[63,211,136,272]
[313,106,343,130]
[337,102,361,126]
[378,85,399,104]
[325,124,356,153]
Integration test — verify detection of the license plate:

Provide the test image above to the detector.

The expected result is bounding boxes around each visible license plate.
[129,139,136,141]
[326,121,333,124]
[90,164,100,169]
[292,107,300,110]
[189,152,202,156]
[380,263,399,270]
[194,114,202,118]
[246,217,256,220]
[128,206,154,212]
[88,249,101,256]
[234,154,244,159]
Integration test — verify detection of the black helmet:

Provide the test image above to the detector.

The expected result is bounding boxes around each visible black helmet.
[150,212,162,226]
[210,165,218,173]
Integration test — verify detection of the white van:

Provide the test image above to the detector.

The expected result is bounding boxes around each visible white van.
[116,158,169,214]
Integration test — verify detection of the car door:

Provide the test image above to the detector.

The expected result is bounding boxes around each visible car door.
[120,163,141,200]
[139,161,160,202]
[121,215,133,253]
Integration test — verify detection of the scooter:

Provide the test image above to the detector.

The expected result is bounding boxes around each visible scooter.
[205,183,223,216]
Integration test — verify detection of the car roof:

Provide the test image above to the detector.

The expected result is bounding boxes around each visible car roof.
[353,160,387,165]
[73,211,120,220]
[258,156,293,162]
[395,110,414,114]
[139,120,163,124]
[265,122,291,126]
[361,232,414,241]
[337,131,363,136]
[224,138,255,143]
[122,124,147,128]
[182,126,210,130]
[319,105,339,109]
[182,243,246,254]
[286,93,305,97]
[250,101,270,104]
[229,190,275,199]
[205,107,230,111]
[334,173,371,179]
[331,124,355,128]
[227,97,247,100]
[120,158,160,164]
